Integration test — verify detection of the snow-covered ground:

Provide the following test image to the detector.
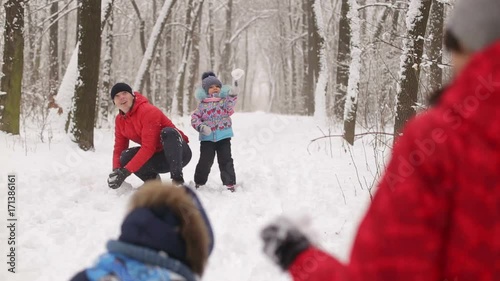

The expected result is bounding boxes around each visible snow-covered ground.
[0,112,389,281]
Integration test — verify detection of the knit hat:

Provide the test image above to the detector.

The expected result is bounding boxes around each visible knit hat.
[201,71,222,93]
[110,82,134,100]
[447,0,500,52]
[119,182,214,275]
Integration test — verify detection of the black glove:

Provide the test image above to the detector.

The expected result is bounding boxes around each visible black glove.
[260,216,311,270]
[107,168,131,189]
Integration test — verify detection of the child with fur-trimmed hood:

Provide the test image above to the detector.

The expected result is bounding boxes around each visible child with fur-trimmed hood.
[191,71,239,192]
[70,182,214,281]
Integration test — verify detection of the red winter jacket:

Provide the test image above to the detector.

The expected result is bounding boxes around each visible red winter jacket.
[289,42,500,281]
[113,93,189,172]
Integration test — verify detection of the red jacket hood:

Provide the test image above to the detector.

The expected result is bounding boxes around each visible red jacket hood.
[438,40,500,143]
[119,92,148,118]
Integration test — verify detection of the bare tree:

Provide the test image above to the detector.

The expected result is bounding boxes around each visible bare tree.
[343,0,361,145]
[208,0,215,70]
[312,0,327,120]
[304,0,322,116]
[49,1,59,98]
[333,0,351,120]
[187,1,204,111]
[130,0,152,97]
[173,0,203,116]
[68,0,102,150]
[427,0,444,93]
[98,4,115,128]
[219,0,233,83]
[394,0,432,136]
[0,0,25,135]
[134,0,177,92]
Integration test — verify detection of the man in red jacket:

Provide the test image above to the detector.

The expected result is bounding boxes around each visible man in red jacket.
[261,0,500,280]
[107,83,191,189]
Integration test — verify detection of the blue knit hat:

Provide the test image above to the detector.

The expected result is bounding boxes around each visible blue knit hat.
[201,71,222,93]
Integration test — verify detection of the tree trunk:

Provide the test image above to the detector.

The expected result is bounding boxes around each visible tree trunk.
[0,0,25,135]
[343,0,361,145]
[390,1,401,42]
[188,1,204,112]
[242,29,249,111]
[134,0,177,92]
[208,0,215,70]
[394,0,432,136]
[427,0,444,93]
[174,0,194,116]
[301,0,308,115]
[219,0,233,83]
[61,8,69,74]
[334,0,351,120]
[69,0,102,150]
[130,0,151,97]
[373,1,395,40]
[304,0,321,116]
[25,2,42,86]
[312,0,327,120]
[164,24,173,112]
[289,1,298,114]
[48,1,60,109]
[278,2,290,113]
[98,6,114,128]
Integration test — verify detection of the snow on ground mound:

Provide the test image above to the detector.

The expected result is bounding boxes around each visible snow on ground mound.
[0,112,388,281]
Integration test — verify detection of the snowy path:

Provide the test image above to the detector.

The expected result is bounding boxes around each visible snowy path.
[0,112,382,281]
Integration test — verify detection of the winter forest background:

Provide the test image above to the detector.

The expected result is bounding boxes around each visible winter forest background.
[1,0,457,280]
[0,0,454,148]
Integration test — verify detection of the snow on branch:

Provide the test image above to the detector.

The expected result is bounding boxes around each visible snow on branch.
[229,14,272,43]
[134,0,176,91]
[357,2,407,11]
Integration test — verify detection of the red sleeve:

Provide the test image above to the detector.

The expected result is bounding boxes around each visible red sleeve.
[113,117,129,170]
[289,117,451,281]
[289,247,346,281]
[124,110,163,173]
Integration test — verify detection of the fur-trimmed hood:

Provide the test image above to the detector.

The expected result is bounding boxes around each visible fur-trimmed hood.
[120,182,213,276]
[195,85,232,101]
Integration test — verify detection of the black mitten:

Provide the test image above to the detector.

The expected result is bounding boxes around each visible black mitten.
[261,216,311,270]
[107,168,131,189]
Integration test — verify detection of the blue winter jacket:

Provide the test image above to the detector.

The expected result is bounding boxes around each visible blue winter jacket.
[70,240,196,281]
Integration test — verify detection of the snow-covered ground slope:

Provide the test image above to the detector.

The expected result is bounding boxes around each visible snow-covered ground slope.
[0,112,389,281]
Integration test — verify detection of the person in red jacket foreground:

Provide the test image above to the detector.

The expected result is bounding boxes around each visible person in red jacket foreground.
[261,0,500,280]
[107,83,191,189]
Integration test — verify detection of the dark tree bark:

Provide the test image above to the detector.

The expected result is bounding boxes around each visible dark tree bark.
[164,23,173,112]
[334,0,351,120]
[130,0,151,97]
[301,0,308,114]
[69,0,102,150]
[343,0,361,145]
[0,0,25,135]
[394,0,432,136]
[219,0,233,83]
[48,1,60,110]
[208,0,215,70]
[134,0,177,92]
[175,0,194,116]
[99,5,114,128]
[427,0,444,93]
[188,1,204,111]
[304,0,322,116]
